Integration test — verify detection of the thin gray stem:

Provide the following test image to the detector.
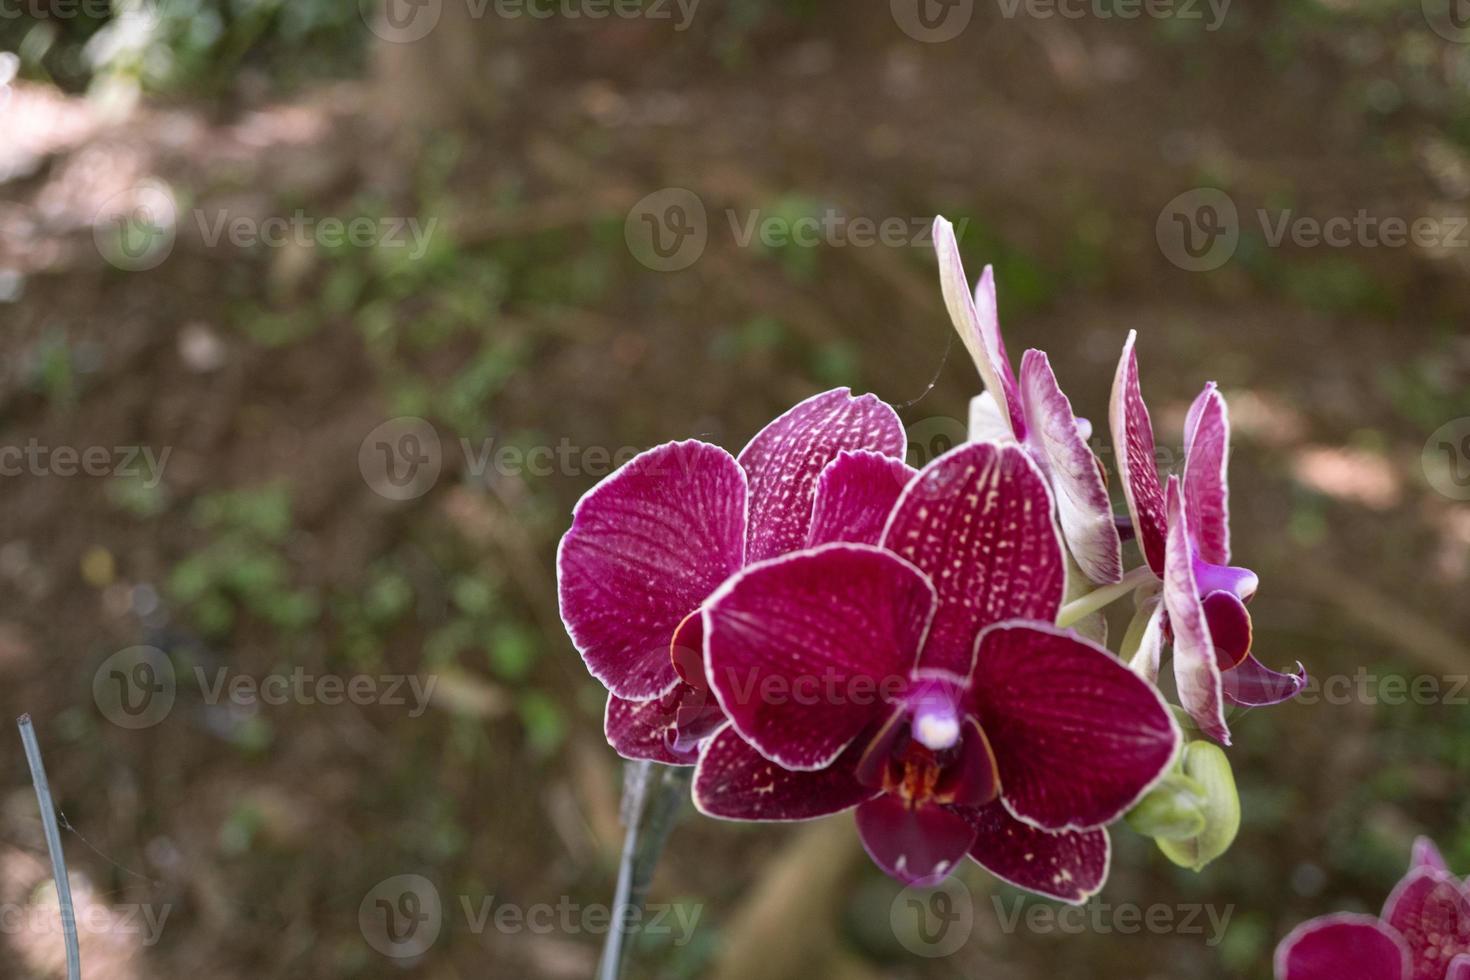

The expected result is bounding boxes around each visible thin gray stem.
[597,760,691,980]
[18,714,81,980]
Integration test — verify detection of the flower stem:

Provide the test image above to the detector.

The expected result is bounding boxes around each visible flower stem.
[1056,565,1157,629]
[18,714,81,980]
[597,760,692,980]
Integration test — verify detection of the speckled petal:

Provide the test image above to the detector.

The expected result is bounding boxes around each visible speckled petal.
[558,440,747,700]
[1109,330,1168,576]
[881,442,1065,675]
[962,803,1110,905]
[738,388,905,564]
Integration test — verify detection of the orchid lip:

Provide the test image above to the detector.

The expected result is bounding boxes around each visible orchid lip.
[908,680,964,751]
[1192,555,1258,602]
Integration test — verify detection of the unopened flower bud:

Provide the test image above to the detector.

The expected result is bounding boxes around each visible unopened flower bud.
[1154,741,1240,872]
[1125,771,1208,841]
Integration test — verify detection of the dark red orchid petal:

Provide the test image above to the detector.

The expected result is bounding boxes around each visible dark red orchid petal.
[1222,654,1307,707]
[1274,914,1410,980]
[933,717,1000,808]
[1203,589,1253,670]
[738,388,905,564]
[970,620,1179,831]
[605,689,694,766]
[960,803,1110,905]
[806,450,917,548]
[1109,330,1168,576]
[704,544,935,771]
[1382,868,1470,980]
[855,794,978,886]
[1182,382,1232,566]
[669,611,707,691]
[1163,476,1231,745]
[1412,837,1451,876]
[881,441,1065,676]
[671,690,726,756]
[692,725,879,821]
[558,440,747,701]
[933,218,1024,438]
[1018,348,1123,585]
[855,706,908,790]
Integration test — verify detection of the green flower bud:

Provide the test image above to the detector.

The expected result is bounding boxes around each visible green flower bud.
[1125,771,1209,841]
[1154,741,1240,872]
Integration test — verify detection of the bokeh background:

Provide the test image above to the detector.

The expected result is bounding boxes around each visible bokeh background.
[1,0,1469,977]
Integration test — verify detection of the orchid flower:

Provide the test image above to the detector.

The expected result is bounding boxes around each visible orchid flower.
[692,440,1180,899]
[557,388,914,765]
[1276,838,1470,980]
[932,216,1123,586]
[1110,330,1306,744]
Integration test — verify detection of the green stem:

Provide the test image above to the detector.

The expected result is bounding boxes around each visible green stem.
[1055,565,1156,629]
[597,760,692,980]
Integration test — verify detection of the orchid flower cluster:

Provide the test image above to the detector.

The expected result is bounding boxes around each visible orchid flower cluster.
[557,215,1307,904]
[1276,838,1470,980]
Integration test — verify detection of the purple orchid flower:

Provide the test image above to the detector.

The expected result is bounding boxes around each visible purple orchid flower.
[691,440,1180,899]
[933,216,1123,587]
[557,388,914,766]
[1276,838,1470,980]
[1110,330,1306,744]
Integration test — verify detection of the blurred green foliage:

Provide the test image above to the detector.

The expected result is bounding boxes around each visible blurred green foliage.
[4,0,361,94]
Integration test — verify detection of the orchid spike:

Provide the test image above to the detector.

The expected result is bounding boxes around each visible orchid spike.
[1109,330,1306,743]
[558,388,914,765]
[693,441,1179,899]
[1276,838,1470,980]
[932,216,1123,586]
